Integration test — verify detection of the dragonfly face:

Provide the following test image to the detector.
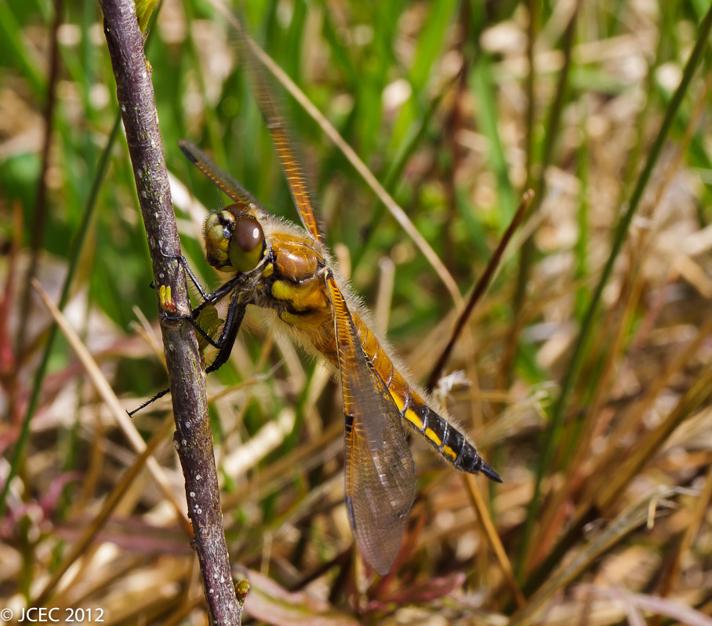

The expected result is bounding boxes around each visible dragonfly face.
[167,31,501,576]
[203,205,265,272]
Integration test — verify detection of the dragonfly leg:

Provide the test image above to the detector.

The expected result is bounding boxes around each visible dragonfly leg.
[182,259,211,301]
[159,252,212,301]
[128,387,170,417]
[129,283,243,417]
[205,292,246,373]
[158,251,244,314]
[190,276,243,316]
[160,310,223,350]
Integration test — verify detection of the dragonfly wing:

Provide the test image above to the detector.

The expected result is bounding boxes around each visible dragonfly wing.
[235,30,324,243]
[179,140,267,217]
[326,276,416,575]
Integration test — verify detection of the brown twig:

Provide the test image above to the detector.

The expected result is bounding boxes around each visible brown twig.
[98,1,242,623]
[426,189,533,391]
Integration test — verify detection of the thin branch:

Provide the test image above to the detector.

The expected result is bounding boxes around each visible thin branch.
[98,0,242,623]
[426,190,533,391]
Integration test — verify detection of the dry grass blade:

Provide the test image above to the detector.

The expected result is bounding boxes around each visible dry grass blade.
[374,257,395,336]
[31,280,190,533]
[593,366,712,511]
[222,407,295,477]
[657,465,712,599]
[531,321,712,571]
[525,360,712,595]
[511,487,680,626]
[241,569,360,626]
[580,585,712,626]
[592,322,712,483]
[221,420,342,513]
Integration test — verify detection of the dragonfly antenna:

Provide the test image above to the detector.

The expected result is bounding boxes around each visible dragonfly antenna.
[128,387,170,417]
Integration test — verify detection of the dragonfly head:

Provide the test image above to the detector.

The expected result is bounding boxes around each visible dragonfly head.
[204,206,266,273]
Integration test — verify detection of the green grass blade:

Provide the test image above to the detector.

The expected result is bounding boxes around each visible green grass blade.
[470,55,517,223]
[0,3,45,96]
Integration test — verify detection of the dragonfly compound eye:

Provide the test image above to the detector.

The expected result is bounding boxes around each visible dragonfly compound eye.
[229,214,265,272]
[203,210,235,269]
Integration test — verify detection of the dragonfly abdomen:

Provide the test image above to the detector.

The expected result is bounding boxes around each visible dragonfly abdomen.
[355,317,501,482]
[396,393,500,480]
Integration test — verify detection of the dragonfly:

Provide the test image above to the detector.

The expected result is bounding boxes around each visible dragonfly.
[148,40,501,576]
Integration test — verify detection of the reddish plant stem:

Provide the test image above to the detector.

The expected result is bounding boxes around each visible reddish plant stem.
[14,0,63,391]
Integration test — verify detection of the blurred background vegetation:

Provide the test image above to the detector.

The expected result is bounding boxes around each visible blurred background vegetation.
[1,0,712,624]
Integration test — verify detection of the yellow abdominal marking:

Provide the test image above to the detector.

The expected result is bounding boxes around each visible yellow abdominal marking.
[424,428,441,447]
[441,445,457,460]
[391,391,457,460]
[423,427,456,459]
[390,392,425,431]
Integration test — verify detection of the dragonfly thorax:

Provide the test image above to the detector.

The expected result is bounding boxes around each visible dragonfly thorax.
[203,205,265,272]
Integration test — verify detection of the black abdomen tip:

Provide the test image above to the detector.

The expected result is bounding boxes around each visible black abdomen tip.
[479,460,503,483]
